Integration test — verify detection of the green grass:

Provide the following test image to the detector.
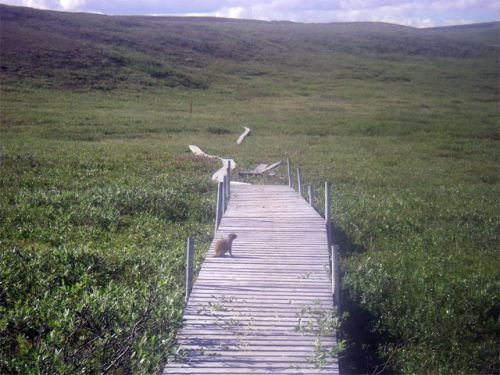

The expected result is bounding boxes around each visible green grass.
[1,5,499,374]
[0,127,218,373]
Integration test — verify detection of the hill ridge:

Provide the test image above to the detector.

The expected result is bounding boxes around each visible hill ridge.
[1,4,498,90]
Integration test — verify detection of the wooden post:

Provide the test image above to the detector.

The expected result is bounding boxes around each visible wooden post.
[297,168,302,197]
[308,185,314,207]
[189,97,193,117]
[331,245,340,308]
[287,158,292,188]
[325,181,331,222]
[223,175,228,212]
[325,181,331,248]
[185,237,194,303]
[227,160,231,197]
[215,182,223,232]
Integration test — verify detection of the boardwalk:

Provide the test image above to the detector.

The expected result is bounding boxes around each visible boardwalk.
[164,184,339,374]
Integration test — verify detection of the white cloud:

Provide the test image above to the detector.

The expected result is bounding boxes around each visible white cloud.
[2,0,48,8]
[26,0,48,8]
[214,6,245,18]
[59,0,85,11]
[2,0,85,11]
[1,0,497,26]
[430,0,478,10]
[189,1,439,27]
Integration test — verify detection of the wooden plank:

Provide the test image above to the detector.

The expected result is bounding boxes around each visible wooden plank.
[236,126,251,144]
[167,364,337,369]
[176,333,337,342]
[188,144,236,183]
[165,369,337,374]
[239,161,282,177]
[164,184,338,374]
[165,367,338,374]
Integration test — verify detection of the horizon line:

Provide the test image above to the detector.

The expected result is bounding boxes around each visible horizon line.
[2,3,499,29]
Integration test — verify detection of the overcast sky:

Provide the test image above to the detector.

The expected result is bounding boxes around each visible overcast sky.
[2,0,499,27]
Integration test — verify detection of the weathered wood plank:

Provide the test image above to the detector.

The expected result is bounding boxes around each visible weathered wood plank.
[164,367,338,375]
[163,185,337,374]
[236,126,251,144]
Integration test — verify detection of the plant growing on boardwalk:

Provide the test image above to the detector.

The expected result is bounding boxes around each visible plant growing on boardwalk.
[309,337,346,369]
[294,301,346,369]
[207,295,235,313]
[294,300,339,336]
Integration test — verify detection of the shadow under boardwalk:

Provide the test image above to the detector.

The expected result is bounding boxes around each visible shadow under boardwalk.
[163,184,339,374]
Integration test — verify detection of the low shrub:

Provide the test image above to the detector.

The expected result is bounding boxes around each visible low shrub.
[338,187,499,374]
[0,244,186,374]
[0,150,215,374]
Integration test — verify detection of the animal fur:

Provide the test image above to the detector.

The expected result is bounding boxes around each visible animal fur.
[214,233,237,257]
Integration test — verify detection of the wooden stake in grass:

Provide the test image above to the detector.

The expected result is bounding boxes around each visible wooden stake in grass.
[215,182,223,232]
[325,181,331,248]
[185,237,194,303]
[297,168,302,197]
[227,160,231,197]
[287,158,292,188]
[308,185,314,207]
[331,245,340,308]
[189,97,193,117]
[223,175,228,212]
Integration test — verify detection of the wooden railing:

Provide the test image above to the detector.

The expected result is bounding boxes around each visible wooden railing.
[184,158,340,308]
[286,158,340,308]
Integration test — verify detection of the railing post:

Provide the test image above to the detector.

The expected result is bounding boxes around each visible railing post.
[297,168,302,197]
[308,185,314,207]
[227,160,231,197]
[223,175,228,212]
[215,182,223,232]
[325,181,331,248]
[185,237,194,303]
[287,158,292,188]
[331,245,340,308]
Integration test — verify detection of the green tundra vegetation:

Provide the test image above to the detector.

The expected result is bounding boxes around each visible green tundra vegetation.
[0,4,498,374]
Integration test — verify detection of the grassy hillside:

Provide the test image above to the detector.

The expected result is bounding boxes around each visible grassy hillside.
[1,4,497,90]
[1,4,499,374]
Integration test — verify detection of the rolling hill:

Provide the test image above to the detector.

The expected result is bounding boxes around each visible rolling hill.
[1,4,498,90]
